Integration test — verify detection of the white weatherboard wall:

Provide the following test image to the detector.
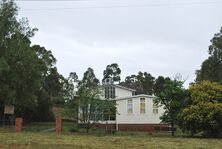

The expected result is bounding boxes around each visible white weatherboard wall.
[116,96,164,124]
[115,87,133,99]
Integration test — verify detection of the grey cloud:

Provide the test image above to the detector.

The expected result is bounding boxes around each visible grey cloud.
[17,0,222,88]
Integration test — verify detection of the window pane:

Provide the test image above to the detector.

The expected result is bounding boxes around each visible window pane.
[113,87,115,98]
[153,104,158,114]
[140,98,145,113]
[127,99,133,114]
[128,99,132,104]
[140,98,145,102]
[105,86,115,99]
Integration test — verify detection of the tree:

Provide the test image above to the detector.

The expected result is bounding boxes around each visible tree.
[102,63,121,83]
[196,27,222,82]
[65,68,116,133]
[120,74,139,91]
[0,0,38,120]
[154,79,187,136]
[68,68,100,133]
[0,0,65,122]
[80,67,116,133]
[178,81,222,137]
[67,72,78,99]
[137,72,155,95]
[120,72,155,95]
[153,76,170,95]
[33,45,70,121]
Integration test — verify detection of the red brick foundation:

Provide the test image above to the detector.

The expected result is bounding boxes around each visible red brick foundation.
[94,123,116,130]
[15,118,23,132]
[94,123,171,132]
[55,117,62,134]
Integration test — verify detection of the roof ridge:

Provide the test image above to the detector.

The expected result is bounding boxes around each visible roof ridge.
[115,94,155,100]
[113,84,136,91]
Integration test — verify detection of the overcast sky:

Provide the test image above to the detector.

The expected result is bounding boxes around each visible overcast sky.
[16,0,222,87]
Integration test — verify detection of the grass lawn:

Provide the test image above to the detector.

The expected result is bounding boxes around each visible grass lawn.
[0,127,221,149]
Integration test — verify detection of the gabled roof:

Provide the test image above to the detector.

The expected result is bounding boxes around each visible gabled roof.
[102,84,136,92]
[115,94,156,101]
[112,84,136,92]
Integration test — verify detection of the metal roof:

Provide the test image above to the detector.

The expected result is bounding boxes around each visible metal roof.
[115,94,156,101]
[112,84,136,92]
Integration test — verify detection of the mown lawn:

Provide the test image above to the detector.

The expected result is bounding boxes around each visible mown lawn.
[0,127,221,149]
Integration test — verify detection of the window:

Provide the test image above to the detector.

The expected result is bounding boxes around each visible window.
[110,86,115,98]
[127,99,133,114]
[153,103,158,114]
[132,91,135,96]
[140,98,145,114]
[105,86,115,99]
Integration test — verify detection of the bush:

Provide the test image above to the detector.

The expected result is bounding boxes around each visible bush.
[178,81,222,138]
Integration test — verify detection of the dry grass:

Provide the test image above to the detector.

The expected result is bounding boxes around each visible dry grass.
[0,127,221,149]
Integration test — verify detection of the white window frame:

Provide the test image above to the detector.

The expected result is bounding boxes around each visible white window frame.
[153,103,158,114]
[105,86,115,99]
[140,98,146,114]
[127,99,133,114]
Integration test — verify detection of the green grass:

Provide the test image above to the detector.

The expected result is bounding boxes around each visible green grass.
[0,127,221,149]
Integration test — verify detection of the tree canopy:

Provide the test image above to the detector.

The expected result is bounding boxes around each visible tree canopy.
[65,67,116,133]
[154,79,187,136]
[196,27,222,82]
[120,73,169,95]
[178,81,222,137]
[0,0,67,122]
[102,63,121,83]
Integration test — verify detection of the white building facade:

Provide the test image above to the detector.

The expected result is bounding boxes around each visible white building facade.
[99,84,168,131]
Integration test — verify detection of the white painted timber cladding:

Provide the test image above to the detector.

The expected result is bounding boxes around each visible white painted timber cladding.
[115,87,133,98]
[100,85,164,124]
[116,97,164,124]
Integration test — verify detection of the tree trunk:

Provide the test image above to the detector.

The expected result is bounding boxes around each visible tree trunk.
[86,122,90,133]
[171,121,175,136]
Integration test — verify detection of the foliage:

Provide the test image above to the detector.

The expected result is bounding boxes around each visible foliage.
[102,63,121,83]
[68,72,78,96]
[196,27,222,82]
[154,76,171,95]
[65,68,116,133]
[0,0,42,119]
[0,0,67,122]
[154,79,187,136]
[120,72,155,95]
[178,81,222,137]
